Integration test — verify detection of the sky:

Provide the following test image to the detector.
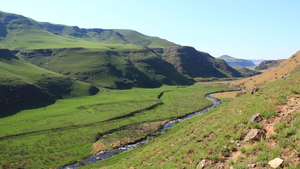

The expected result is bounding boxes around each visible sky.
[2,0,300,60]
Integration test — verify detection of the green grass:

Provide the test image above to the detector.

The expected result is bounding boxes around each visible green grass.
[0,11,177,50]
[0,49,98,116]
[0,83,232,169]
[18,47,193,89]
[82,66,300,169]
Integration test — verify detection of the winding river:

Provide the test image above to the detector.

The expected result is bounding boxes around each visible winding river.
[61,93,220,169]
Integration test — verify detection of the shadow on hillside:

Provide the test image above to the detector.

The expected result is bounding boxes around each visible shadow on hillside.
[0,100,56,118]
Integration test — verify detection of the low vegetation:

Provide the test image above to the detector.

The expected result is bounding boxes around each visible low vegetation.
[0,83,233,169]
[82,61,300,169]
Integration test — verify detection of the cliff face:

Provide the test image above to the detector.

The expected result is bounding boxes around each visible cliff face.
[161,46,242,78]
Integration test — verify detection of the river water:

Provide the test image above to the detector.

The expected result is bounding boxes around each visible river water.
[61,93,220,169]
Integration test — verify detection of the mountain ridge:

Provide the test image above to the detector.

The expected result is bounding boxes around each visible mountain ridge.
[218,55,256,68]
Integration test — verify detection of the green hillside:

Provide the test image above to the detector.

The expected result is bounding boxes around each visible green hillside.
[0,11,177,50]
[0,10,248,89]
[18,47,194,88]
[219,55,256,68]
[0,49,98,116]
[82,52,300,169]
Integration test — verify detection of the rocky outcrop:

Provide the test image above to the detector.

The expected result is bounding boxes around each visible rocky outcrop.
[255,59,285,70]
[243,129,266,142]
[161,46,242,78]
[247,113,263,124]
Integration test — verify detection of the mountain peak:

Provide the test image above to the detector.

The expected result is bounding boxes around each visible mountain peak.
[219,55,235,59]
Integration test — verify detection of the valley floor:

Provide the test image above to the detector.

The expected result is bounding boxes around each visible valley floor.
[0,83,233,169]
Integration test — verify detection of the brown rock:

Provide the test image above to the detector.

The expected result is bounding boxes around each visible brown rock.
[243,129,266,142]
[196,159,206,169]
[247,113,263,124]
[250,87,258,94]
[268,158,283,168]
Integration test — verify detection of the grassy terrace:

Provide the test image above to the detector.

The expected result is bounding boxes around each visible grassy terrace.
[0,83,232,169]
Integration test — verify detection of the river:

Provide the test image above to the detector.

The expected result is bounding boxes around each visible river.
[61,93,220,169]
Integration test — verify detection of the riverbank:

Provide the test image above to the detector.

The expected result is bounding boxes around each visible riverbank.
[61,93,222,169]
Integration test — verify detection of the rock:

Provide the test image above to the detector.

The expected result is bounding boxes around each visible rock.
[248,163,256,168]
[243,129,266,142]
[196,159,206,169]
[268,158,284,168]
[247,113,263,124]
[250,87,258,94]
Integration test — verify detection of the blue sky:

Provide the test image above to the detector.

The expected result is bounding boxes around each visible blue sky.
[2,0,300,60]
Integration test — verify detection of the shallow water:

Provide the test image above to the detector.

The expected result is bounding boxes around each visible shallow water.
[60,93,220,169]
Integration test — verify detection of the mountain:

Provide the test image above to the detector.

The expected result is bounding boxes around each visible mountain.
[218,55,256,68]
[232,50,300,89]
[0,11,247,89]
[0,11,177,50]
[160,46,243,78]
[0,49,99,117]
[18,46,246,88]
[255,59,285,70]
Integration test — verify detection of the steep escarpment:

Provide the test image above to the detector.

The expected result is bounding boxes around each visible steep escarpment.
[161,46,242,78]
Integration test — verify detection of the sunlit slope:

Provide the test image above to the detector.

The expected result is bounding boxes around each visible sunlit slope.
[230,50,300,89]
[0,49,98,116]
[83,52,300,169]
[0,11,177,50]
[18,47,193,89]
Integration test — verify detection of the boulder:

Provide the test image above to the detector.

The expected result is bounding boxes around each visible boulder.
[268,158,283,168]
[247,113,263,124]
[250,87,258,94]
[243,129,266,142]
[196,159,206,169]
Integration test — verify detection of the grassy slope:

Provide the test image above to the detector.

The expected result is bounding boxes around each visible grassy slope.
[0,49,98,116]
[18,47,193,89]
[0,83,233,169]
[230,50,300,89]
[82,54,300,168]
[0,11,177,50]
[113,29,178,48]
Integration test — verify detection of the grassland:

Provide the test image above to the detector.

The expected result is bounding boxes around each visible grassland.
[0,83,233,169]
[82,66,300,168]
[0,49,98,116]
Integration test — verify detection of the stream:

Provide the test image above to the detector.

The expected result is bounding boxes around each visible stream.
[61,93,220,169]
